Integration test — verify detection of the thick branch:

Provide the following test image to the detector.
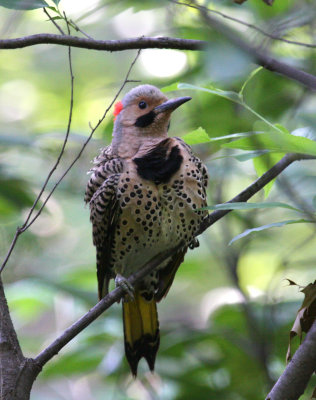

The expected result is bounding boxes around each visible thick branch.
[0,34,205,51]
[1,33,316,90]
[0,277,40,400]
[0,277,24,390]
[34,152,313,368]
[266,320,316,400]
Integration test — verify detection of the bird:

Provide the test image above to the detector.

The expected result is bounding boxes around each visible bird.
[85,84,208,376]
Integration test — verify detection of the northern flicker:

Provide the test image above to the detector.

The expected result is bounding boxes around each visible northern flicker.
[85,85,208,375]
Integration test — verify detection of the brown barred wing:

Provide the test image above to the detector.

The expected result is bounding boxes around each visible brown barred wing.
[89,174,120,299]
[84,146,123,204]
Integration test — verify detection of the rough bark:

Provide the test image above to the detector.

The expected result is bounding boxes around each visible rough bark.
[266,320,316,400]
[0,277,40,400]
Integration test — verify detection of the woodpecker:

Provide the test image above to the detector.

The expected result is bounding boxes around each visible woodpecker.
[85,85,208,376]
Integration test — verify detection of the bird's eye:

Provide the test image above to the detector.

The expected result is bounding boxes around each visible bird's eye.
[138,101,147,109]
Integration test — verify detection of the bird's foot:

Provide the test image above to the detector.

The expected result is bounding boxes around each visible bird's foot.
[115,274,135,301]
[189,238,199,249]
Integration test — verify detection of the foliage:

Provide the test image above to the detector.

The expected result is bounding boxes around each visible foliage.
[0,0,60,10]
[286,280,316,363]
[0,0,316,399]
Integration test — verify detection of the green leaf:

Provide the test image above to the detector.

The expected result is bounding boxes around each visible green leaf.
[239,66,263,97]
[229,219,311,245]
[178,83,242,104]
[222,131,316,156]
[233,150,269,162]
[253,152,284,197]
[161,82,180,93]
[210,132,260,142]
[51,0,60,5]
[275,124,290,134]
[178,82,282,133]
[182,127,211,145]
[0,0,47,9]
[204,202,300,212]
[45,6,57,12]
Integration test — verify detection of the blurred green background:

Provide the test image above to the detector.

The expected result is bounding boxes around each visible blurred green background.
[1,0,316,399]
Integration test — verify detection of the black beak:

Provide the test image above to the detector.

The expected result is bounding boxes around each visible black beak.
[154,96,192,114]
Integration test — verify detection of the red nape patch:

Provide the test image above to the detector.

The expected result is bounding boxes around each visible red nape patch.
[113,101,123,120]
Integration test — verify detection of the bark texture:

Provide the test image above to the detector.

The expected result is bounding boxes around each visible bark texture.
[0,277,40,400]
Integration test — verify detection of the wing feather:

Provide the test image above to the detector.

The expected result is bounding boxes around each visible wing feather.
[86,149,123,299]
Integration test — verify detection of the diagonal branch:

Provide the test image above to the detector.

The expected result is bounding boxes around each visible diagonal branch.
[177,1,316,91]
[43,8,65,35]
[171,0,316,49]
[34,152,314,368]
[34,246,180,366]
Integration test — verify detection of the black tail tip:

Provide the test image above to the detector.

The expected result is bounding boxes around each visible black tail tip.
[127,355,156,377]
[144,352,157,372]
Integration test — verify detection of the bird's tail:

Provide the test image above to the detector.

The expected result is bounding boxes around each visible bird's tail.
[122,290,160,376]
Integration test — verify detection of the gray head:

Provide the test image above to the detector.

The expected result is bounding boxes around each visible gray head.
[111,84,191,157]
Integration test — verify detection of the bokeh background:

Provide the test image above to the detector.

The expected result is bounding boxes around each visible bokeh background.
[1,0,316,399]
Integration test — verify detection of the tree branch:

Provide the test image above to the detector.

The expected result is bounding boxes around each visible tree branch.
[43,8,65,36]
[179,0,316,91]
[197,153,314,234]
[0,276,40,399]
[34,152,314,368]
[1,31,315,91]
[34,246,181,367]
[172,0,316,49]
[266,320,316,400]
[0,276,23,396]
[0,34,205,51]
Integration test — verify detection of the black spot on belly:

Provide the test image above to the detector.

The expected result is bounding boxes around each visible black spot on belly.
[133,139,183,184]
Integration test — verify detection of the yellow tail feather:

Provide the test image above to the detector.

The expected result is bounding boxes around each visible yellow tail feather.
[123,290,160,376]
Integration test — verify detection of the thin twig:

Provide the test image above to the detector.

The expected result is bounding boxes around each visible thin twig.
[24,49,140,230]
[189,0,316,90]
[171,0,316,49]
[0,23,74,274]
[0,50,141,275]
[69,19,94,40]
[43,8,65,35]
[33,152,314,368]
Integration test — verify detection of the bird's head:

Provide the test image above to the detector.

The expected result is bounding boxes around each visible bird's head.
[111,84,191,158]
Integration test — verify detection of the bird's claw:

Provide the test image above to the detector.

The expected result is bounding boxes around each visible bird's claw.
[115,274,135,301]
[189,238,199,249]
